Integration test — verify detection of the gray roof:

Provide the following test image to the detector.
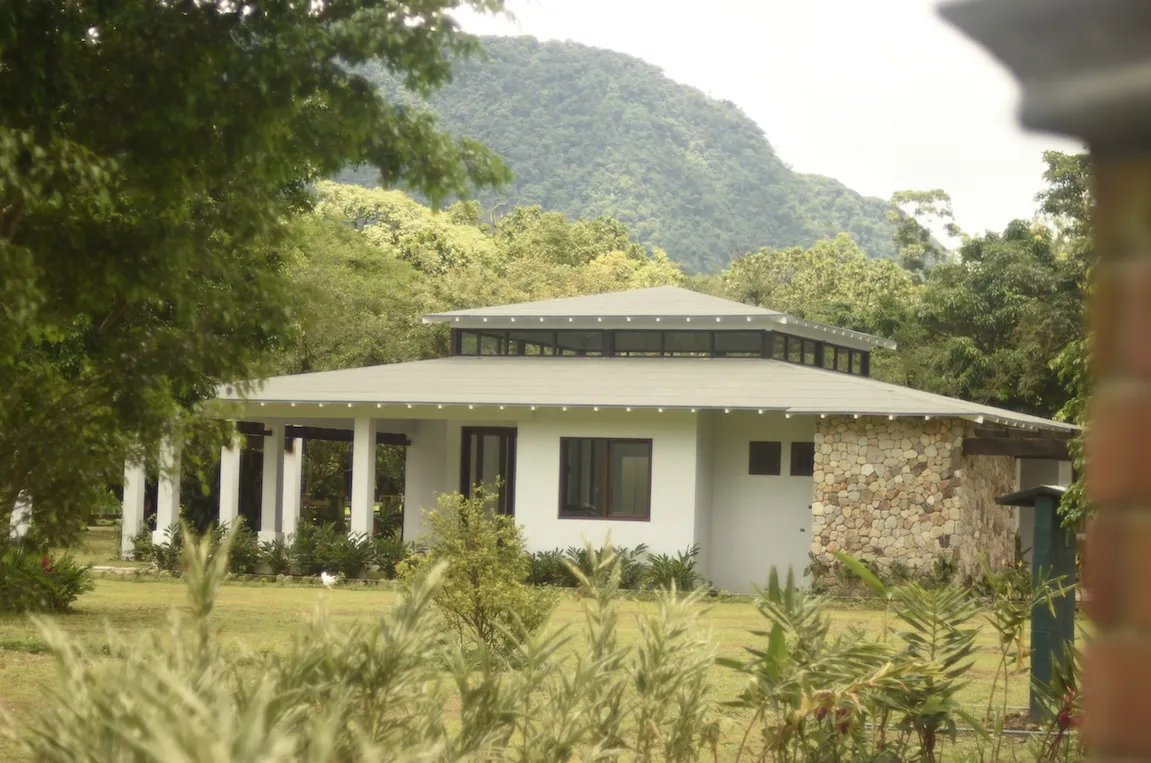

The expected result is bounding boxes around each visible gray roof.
[221,356,1075,433]
[423,285,897,350]
[424,286,783,319]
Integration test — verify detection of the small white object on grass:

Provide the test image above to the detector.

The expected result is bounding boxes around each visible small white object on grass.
[320,571,337,589]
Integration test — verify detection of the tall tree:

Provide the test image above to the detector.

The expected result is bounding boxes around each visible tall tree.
[909,219,1081,415]
[1037,150,1093,525]
[888,189,959,277]
[0,0,509,542]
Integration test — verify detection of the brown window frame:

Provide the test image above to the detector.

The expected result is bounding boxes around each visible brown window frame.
[459,427,517,516]
[748,441,782,476]
[790,442,816,477]
[558,437,653,521]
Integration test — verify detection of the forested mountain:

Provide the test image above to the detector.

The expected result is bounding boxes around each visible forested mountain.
[339,36,898,272]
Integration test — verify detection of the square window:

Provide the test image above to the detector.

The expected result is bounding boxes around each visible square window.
[508,330,555,356]
[664,331,711,356]
[458,331,479,355]
[614,331,662,356]
[556,331,604,356]
[790,442,816,476]
[822,346,836,369]
[803,340,817,365]
[771,333,787,359]
[787,336,803,363]
[715,331,764,357]
[560,438,652,519]
[477,331,506,355]
[748,441,782,475]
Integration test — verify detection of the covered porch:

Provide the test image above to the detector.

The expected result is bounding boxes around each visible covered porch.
[118,406,531,556]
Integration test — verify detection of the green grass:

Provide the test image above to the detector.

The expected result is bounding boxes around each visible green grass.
[58,524,148,568]
[1,529,1057,761]
[0,578,1046,761]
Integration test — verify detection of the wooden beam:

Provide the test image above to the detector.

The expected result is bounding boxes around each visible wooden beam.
[236,421,411,447]
[972,425,1073,441]
[963,437,1070,460]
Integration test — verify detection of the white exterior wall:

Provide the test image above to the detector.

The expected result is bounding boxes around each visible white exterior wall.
[401,409,701,557]
[709,411,815,593]
[693,412,715,582]
[402,419,450,542]
[1015,458,1074,565]
[515,408,700,554]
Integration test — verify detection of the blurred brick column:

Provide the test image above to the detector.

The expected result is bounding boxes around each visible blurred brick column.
[1082,154,1151,758]
[940,1,1151,758]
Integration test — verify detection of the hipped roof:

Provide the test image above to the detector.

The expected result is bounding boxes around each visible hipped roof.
[220,356,1076,434]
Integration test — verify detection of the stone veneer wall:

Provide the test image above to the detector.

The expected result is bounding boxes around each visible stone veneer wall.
[810,416,1016,587]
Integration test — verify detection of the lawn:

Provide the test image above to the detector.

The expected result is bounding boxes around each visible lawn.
[0,527,1057,761]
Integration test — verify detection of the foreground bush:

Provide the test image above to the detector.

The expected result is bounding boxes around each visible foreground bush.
[133,519,260,575]
[0,544,93,613]
[4,525,720,761]
[290,521,373,578]
[3,527,1083,762]
[401,490,558,657]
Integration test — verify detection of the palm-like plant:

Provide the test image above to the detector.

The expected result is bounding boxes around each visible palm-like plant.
[889,583,984,762]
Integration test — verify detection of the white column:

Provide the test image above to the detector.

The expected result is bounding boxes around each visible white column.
[1057,460,1074,486]
[153,437,182,545]
[9,492,32,541]
[350,417,376,537]
[218,432,242,528]
[282,438,304,538]
[260,423,285,542]
[122,461,146,556]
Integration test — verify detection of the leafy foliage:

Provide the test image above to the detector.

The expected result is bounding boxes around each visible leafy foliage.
[341,36,899,272]
[721,568,913,762]
[289,522,373,579]
[5,527,723,762]
[0,0,511,544]
[400,489,558,657]
[0,544,93,613]
[565,543,651,591]
[647,545,702,591]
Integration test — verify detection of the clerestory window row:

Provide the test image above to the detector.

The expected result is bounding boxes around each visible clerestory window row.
[451,328,870,376]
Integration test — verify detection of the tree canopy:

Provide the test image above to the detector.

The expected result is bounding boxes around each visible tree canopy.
[0,0,509,543]
[338,35,900,273]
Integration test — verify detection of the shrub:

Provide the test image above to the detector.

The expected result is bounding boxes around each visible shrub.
[565,543,649,590]
[528,548,572,587]
[142,524,185,573]
[260,535,293,575]
[5,527,721,762]
[223,520,260,574]
[0,546,94,613]
[372,534,412,579]
[401,489,558,658]
[648,545,701,591]
[291,522,372,578]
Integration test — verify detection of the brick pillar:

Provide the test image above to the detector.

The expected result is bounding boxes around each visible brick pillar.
[1082,155,1151,757]
[940,1,1151,758]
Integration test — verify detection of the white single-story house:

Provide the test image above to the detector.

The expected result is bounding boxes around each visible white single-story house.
[121,286,1076,591]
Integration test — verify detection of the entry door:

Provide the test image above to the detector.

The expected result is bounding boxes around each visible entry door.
[460,427,517,516]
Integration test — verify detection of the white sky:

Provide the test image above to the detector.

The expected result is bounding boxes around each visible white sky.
[458,0,1083,236]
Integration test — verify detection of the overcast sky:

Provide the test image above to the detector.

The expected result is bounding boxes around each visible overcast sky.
[458,0,1083,237]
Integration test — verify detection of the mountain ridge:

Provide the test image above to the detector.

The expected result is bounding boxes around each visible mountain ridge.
[342,35,898,272]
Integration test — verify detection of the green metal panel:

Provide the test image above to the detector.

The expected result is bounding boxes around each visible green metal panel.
[1029,494,1077,720]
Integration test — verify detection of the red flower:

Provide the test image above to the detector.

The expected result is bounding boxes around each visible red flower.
[836,707,852,734]
[40,555,54,575]
[814,707,828,721]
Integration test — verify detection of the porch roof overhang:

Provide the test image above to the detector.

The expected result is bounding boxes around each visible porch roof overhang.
[217,357,1076,435]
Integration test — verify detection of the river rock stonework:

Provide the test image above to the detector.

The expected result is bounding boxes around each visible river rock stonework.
[810,416,1016,589]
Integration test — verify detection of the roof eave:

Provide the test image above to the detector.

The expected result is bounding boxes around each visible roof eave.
[423,312,898,350]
